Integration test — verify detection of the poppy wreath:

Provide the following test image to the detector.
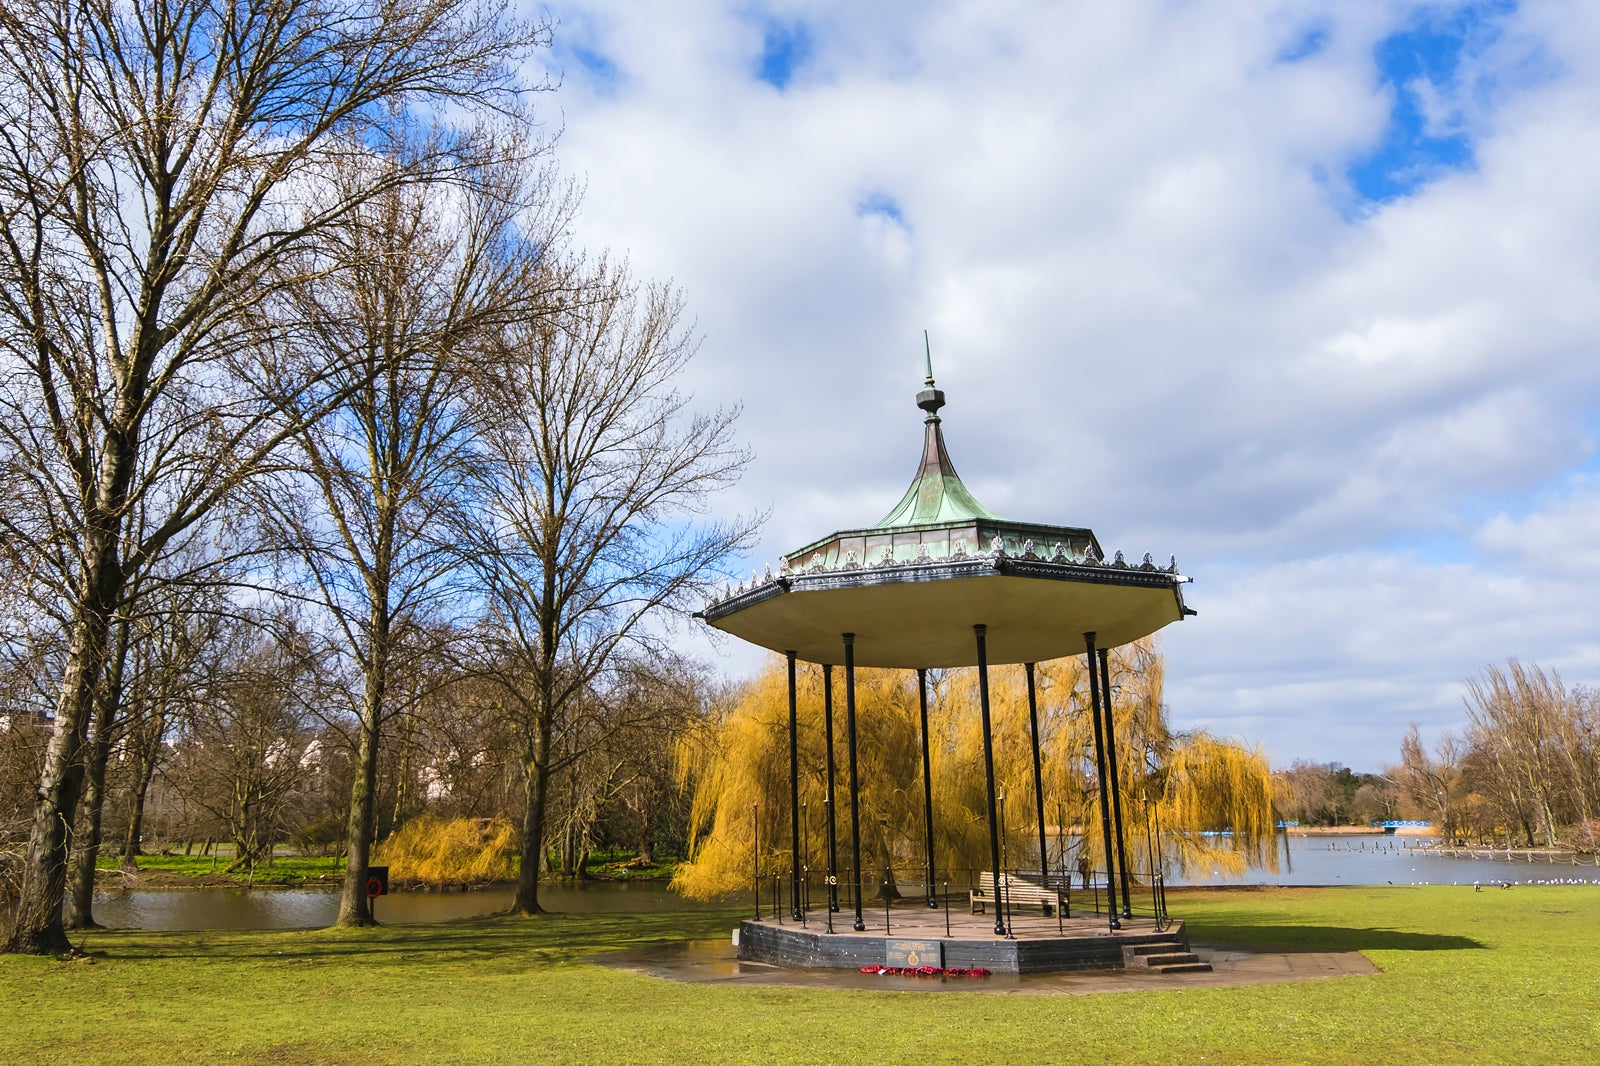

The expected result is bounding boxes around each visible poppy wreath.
[858,965,991,977]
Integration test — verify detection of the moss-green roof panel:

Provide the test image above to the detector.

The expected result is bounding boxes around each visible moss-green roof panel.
[874,419,1000,529]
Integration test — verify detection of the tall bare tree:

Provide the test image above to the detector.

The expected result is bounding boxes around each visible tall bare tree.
[1465,660,1568,847]
[64,561,225,927]
[0,0,547,954]
[262,141,562,925]
[472,258,759,914]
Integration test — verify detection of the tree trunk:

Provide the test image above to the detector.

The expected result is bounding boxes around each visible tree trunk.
[63,758,109,930]
[122,745,160,868]
[511,748,550,914]
[636,799,655,866]
[66,618,131,929]
[336,651,386,926]
[5,545,119,954]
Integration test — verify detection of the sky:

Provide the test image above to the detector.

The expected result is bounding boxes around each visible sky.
[519,0,1600,771]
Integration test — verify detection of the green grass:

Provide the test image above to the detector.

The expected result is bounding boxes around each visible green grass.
[583,850,681,881]
[98,848,675,887]
[2,885,1597,1064]
[96,852,345,886]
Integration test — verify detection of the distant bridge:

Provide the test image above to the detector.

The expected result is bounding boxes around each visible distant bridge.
[1376,820,1432,834]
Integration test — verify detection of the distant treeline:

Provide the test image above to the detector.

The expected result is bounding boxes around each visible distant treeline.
[1275,660,1599,850]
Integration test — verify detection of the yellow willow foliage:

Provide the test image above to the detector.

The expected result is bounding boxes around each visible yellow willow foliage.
[673,640,1276,898]
[672,659,925,898]
[1152,732,1279,877]
[373,815,520,885]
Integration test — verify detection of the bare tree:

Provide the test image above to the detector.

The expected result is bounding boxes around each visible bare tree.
[1557,688,1600,848]
[0,0,547,954]
[117,595,217,868]
[472,258,759,914]
[1464,660,1565,847]
[166,615,321,871]
[63,565,226,927]
[1390,723,1463,841]
[260,140,562,925]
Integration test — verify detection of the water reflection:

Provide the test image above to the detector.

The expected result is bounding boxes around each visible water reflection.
[1170,834,1595,887]
[91,880,705,931]
[90,837,1598,931]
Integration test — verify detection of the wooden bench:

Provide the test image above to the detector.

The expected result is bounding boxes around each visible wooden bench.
[969,873,1063,916]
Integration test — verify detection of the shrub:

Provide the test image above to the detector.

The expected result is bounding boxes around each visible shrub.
[374,815,519,885]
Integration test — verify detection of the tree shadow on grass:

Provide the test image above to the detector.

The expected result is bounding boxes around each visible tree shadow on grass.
[1189,924,1485,953]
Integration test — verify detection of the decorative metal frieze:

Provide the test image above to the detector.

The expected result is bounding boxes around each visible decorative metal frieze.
[700,578,791,620]
[702,551,1191,611]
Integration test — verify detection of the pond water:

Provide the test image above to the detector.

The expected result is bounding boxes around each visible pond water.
[90,880,701,931]
[1169,833,1598,888]
[89,836,1598,931]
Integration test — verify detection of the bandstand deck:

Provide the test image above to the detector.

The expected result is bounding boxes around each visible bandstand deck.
[735,899,1184,974]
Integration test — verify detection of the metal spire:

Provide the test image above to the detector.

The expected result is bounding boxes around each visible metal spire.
[916,330,945,423]
[874,334,996,528]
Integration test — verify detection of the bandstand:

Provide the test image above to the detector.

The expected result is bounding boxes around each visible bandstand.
[699,352,1204,974]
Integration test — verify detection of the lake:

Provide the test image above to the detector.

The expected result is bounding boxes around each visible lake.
[1171,833,1596,887]
[90,835,1596,931]
[89,880,701,931]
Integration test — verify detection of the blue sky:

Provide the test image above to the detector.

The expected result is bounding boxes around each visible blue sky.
[531,1,1600,770]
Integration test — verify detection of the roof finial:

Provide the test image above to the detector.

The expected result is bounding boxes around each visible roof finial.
[916,331,945,422]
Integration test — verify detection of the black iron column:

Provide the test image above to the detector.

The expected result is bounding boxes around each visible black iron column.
[974,624,1006,937]
[1100,647,1133,919]
[1084,631,1120,929]
[786,651,802,920]
[917,668,937,908]
[823,663,839,914]
[1026,662,1049,886]
[843,633,865,931]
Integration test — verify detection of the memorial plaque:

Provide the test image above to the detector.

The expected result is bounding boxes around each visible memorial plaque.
[885,939,944,969]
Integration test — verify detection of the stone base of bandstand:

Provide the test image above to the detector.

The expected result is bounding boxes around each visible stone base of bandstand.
[735,903,1187,974]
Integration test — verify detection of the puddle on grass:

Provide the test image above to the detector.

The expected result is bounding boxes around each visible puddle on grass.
[588,938,1376,995]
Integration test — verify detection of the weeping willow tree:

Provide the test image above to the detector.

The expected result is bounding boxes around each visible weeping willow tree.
[673,638,1275,899]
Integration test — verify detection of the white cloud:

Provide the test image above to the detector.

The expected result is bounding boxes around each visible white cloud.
[528,0,1600,768]
[1476,473,1600,576]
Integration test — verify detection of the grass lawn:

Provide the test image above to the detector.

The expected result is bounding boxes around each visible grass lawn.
[2,885,1596,1065]
[96,852,345,886]
[94,848,677,887]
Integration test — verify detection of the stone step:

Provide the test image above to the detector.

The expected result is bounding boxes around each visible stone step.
[1139,951,1200,966]
[1122,940,1214,974]
[1150,960,1214,974]
[1127,942,1184,958]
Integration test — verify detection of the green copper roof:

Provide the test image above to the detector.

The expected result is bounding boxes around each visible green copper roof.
[873,350,1001,529]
